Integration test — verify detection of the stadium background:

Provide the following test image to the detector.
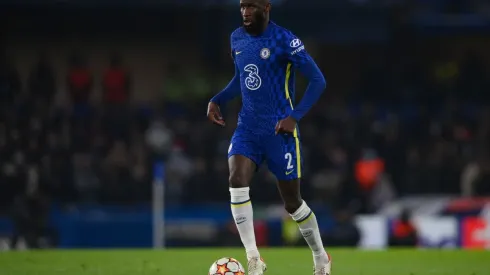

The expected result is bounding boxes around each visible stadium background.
[1,0,490,251]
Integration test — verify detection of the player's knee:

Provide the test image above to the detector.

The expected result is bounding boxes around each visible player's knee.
[229,174,249,188]
[284,199,303,214]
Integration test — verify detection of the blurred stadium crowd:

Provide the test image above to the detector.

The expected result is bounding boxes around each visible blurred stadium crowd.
[1,0,490,220]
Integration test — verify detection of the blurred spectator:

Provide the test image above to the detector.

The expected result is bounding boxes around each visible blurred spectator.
[457,51,487,102]
[369,174,396,211]
[430,49,459,101]
[0,129,26,214]
[102,54,131,140]
[465,157,490,196]
[355,148,386,213]
[0,52,21,108]
[100,140,132,203]
[355,149,385,192]
[461,159,482,197]
[389,209,418,247]
[103,54,130,105]
[164,145,194,205]
[67,53,92,112]
[162,62,186,108]
[145,117,173,159]
[310,146,349,208]
[130,142,151,201]
[9,169,56,249]
[73,153,100,203]
[323,210,360,247]
[28,52,56,106]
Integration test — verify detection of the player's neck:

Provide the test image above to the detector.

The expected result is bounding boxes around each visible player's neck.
[250,18,270,36]
[261,18,270,33]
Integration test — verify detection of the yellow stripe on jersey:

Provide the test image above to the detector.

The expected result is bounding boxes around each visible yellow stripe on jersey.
[284,63,297,138]
[284,62,301,178]
[285,63,293,109]
[294,136,302,178]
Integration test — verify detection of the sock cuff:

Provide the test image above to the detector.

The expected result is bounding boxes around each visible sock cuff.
[290,200,312,222]
[229,187,250,194]
[230,187,250,203]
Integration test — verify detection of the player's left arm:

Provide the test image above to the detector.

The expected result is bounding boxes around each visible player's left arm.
[285,36,326,122]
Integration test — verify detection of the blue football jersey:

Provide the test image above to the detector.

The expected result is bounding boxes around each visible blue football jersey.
[230,21,314,136]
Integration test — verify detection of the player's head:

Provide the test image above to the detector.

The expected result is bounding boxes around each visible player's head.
[240,0,271,34]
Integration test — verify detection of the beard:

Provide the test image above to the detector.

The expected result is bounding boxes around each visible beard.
[243,13,267,34]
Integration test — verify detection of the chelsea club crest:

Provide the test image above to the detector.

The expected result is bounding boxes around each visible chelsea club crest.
[260,48,270,59]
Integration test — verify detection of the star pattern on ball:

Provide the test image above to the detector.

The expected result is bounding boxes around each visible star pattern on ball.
[216,264,228,275]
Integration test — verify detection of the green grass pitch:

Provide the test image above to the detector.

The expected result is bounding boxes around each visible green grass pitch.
[0,248,488,275]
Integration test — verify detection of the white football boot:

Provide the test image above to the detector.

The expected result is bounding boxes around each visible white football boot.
[313,253,332,275]
[247,257,267,275]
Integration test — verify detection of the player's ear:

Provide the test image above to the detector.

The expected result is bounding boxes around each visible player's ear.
[265,2,271,12]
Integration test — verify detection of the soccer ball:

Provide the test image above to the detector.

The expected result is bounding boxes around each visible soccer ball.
[208,257,245,275]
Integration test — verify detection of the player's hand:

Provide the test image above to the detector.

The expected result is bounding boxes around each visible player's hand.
[207,102,225,127]
[275,116,296,135]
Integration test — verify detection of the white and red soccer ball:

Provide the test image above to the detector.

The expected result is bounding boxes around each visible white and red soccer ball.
[208,257,245,275]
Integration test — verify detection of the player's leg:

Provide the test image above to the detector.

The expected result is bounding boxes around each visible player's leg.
[228,154,260,260]
[227,133,266,275]
[277,178,331,274]
[266,134,331,273]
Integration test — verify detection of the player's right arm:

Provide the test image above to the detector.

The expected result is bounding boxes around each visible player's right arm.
[208,35,241,126]
[209,60,241,107]
[207,62,240,127]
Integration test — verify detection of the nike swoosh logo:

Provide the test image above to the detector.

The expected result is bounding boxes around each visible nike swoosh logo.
[236,51,242,55]
[237,220,246,224]
[286,170,294,175]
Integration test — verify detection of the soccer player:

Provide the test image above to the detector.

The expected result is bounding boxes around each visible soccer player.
[207,0,331,274]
